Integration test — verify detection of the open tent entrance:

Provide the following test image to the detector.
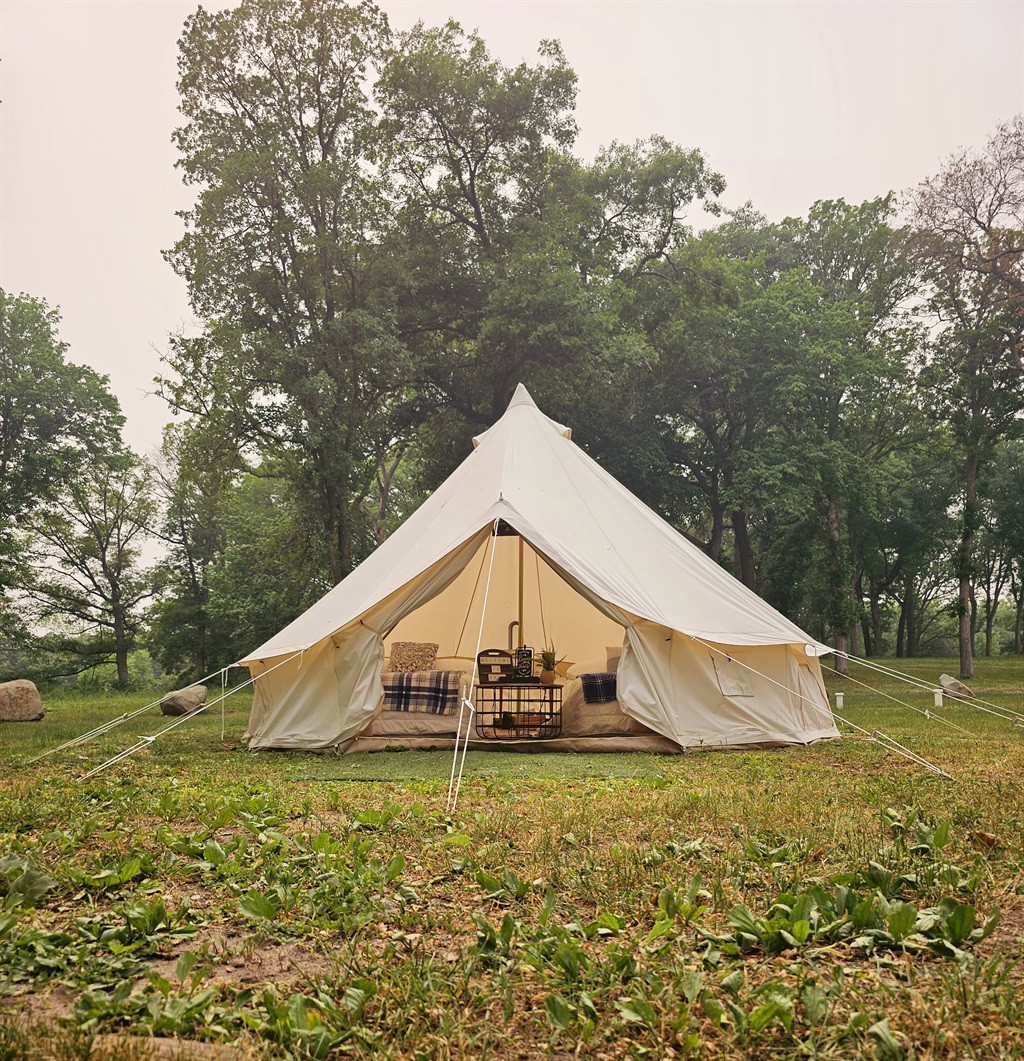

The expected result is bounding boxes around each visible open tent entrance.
[386,519,624,672]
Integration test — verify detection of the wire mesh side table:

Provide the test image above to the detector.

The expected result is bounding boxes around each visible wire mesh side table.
[474,682,562,739]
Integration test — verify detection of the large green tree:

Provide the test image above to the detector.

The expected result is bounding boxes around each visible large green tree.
[988,440,1024,653]
[23,450,154,686]
[206,473,329,663]
[911,118,1024,677]
[775,198,925,671]
[380,21,722,456]
[165,0,412,581]
[623,200,925,669]
[0,290,122,591]
[148,423,241,679]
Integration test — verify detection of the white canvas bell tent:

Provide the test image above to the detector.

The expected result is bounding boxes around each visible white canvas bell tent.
[239,385,839,752]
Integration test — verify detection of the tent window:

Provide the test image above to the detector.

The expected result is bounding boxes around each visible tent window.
[711,655,753,697]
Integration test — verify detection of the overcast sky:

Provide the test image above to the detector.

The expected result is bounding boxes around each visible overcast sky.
[2,0,1021,454]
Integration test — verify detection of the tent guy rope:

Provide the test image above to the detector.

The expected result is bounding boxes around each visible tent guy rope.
[831,666,974,736]
[78,651,302,781]
[688,636,953,779]
[448,518,501,812]
[835,651,1024,725]
[28,661,246,764]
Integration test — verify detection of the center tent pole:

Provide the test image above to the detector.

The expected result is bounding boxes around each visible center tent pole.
[518,534,525,649]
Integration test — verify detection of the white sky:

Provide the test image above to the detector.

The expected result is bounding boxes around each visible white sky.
[1,0,1021,455]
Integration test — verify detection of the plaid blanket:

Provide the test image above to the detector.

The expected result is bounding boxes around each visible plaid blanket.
[581,672,617,704]
[383,670,465,715]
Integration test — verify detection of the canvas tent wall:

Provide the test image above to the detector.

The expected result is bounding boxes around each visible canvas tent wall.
[240,385,838,752]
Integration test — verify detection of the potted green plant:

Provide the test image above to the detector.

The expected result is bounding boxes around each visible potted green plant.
[539,645,558,686]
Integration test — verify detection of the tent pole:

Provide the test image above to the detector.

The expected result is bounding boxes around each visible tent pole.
[518,534,524,648]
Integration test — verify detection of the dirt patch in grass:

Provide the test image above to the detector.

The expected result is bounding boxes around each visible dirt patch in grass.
[147,937,336,988]
[979,900,1024,954]
[89,1035,255,1060]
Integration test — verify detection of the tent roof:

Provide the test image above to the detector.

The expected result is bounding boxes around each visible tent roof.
[238,385,823,664]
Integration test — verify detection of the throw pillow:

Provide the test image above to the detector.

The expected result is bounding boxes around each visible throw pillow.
[386,641,439,673]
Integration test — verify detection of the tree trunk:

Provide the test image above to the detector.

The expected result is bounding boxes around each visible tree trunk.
[870,594,884,657]
[910,602,922,657]
[854,572,869,656]
[1015,587,1023,655]
[833,629,849,677]
[896,577,909,658]
[730,509,756,588]
[861,613,873,658]
[113,608,130,688]
[707,502,725,563]
[196,626,208,678]
[826,499,848,676]
[339,509,352,578]
[957,453,979,679]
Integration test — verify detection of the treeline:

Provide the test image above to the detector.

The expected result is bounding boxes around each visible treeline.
[0,0,1021,688]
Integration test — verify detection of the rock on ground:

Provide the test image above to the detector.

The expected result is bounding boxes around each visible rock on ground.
[938,673,975,700]
[160,685,208,716]
[0,679,44,721]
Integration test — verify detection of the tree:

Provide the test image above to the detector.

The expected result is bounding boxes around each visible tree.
[854,446,956,657]
[987,440,1024,654]
[148,423,241,678]
[910,115,1024,300]
[381,22,721,440]
[206,473,329,663]
[24,451,154,686]
[916,252,1024,676]
[911,117,1024,677]
[165,0,413,581]
[627,199,925,674]
[0,290,122,589]
[768,198,925,671]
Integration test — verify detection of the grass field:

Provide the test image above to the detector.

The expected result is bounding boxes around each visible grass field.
[1,657,1022,1058]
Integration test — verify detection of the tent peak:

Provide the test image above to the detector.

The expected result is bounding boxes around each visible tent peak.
[472,383,572,448]
[508,383,537,409]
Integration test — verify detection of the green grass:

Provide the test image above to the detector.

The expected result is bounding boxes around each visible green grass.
[1,657,1022,1058]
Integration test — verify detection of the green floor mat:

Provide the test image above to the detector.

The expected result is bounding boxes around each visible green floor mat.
[288,749,673,782]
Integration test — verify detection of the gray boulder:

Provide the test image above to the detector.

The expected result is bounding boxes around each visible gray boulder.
[0,679,45,722]
[938,673,975,700]
[160,685,208,716]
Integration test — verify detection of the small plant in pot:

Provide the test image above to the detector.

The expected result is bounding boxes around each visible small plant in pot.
[539,645,559,686]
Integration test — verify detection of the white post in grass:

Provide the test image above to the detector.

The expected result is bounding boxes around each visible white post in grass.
[933,688,943,708]
[834,692,844,710]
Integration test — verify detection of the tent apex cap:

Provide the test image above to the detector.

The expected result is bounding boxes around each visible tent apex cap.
[509,382,536,409]
[508,383,571,438]
[472,384,572,447]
